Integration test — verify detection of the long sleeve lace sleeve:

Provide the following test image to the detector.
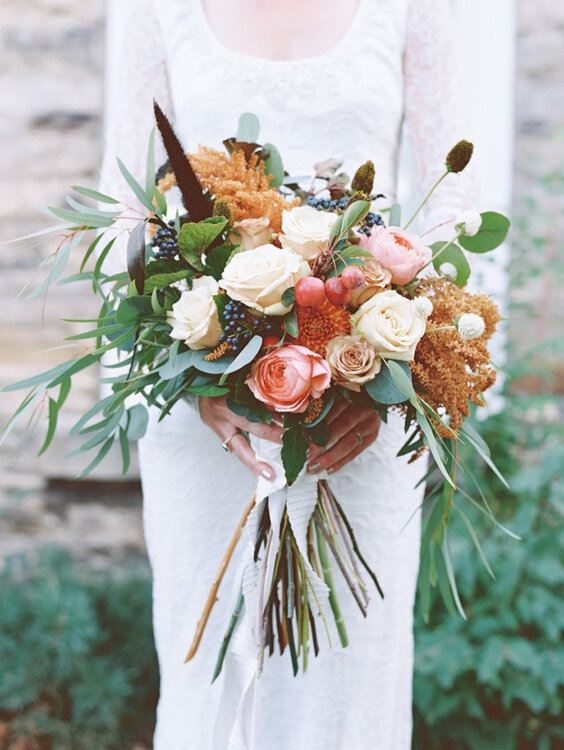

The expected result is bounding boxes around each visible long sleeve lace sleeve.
[99,0,173,275]
[403,0,478,237]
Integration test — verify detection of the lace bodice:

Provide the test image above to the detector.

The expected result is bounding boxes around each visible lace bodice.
[101,0,475,270]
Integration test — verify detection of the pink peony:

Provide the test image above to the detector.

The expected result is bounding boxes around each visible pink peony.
[359,226,428,285]
[246,344,331,413]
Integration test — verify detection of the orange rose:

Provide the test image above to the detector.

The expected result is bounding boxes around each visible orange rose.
[246,344,331,413]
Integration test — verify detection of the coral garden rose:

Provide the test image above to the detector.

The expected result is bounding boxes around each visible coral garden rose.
[220,243,310,315]
[359,226,428,285]
[352,289,426,361]
[246,344,331,413]
[230,216,273,251]
[167,276,222,350]
[280,205,338,260]
[350,259,392,306]
[325,335,382,391]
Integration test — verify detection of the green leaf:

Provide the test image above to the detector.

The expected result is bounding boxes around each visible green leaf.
[190,349,236,374]
[153,186,167,215]
[71,185,121,204]
[284,311,299,338]
[177,217,228,263]
[303,391,335,427]
[389,202,401,227]
[144,270,191,293]
[127,222,147,295]
[126,404,149,441]
[117,157,155,212]
[118,427,130,474]
[431,241,471,286]
[38,397,59,456]
[329,215,343,243]
[145,128,156,196]
[186,384,230,397]
[338,246,373,259]
[281,287,296,307]
[442,529,467,619]
[458,211,510,253]
[282,425,309,485]
[365,361,412,405]
[45,205,115,228]
[76,437,115,478]
[204,243,232,281]
[433,543,458,617]
[219,335,263,385]
[460,421,509,488]
[340,200,371,237]
[158,351,194,380]
[236,112,260,143]
[416,411,456,488]
[226,394,272,423]
[307,421,330,447]
[115,296,153,324]
[263,142,284,189]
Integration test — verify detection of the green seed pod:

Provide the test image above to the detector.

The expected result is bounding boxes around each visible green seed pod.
[351,160,375,194]
[213,198,234,227]
[446,140,474,173]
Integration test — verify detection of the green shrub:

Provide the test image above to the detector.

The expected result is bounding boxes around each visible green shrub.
[413,394,564,750]
[0,549,158,750]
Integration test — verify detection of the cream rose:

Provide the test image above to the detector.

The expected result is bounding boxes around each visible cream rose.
[351,289,426,361]
[350,259,392,306]
[280,205,338,260]
[220,243,310,315]
[167,276,222,350]
[325,335,382,391]
[229,216,273,251]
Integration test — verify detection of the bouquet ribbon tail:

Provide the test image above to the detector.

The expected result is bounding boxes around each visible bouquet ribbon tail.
[213,436,328,750]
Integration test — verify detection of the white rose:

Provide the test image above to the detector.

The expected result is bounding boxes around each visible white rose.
[229,217,273,251]
[220,243,310,315]
[280,205,338,260]
[352,289,426,361]
[167,276,222,350]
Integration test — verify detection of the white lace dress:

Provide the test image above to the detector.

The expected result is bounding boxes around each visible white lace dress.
[101,1,473,748]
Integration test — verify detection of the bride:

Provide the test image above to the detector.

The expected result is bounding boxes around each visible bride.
[101,0,474,748]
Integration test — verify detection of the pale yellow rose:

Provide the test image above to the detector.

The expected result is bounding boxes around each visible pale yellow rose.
[220,243,310,315]
[280,205,338,260]
[167,276,222,350]
[351,289,426,361]
[229,216,273,251]
[325,335,382,391]
[350,259,392,306]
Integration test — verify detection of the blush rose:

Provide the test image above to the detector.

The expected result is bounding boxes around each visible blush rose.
[246,344,331,413]
[359,226,429,285]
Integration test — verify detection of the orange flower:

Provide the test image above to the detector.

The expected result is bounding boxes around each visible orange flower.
[295,299,351,357]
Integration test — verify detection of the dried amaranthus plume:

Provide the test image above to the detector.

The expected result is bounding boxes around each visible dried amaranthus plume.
[410,278,499,436]
[188,147,299,233]
[204,341,233,360]
[304,397,325,424]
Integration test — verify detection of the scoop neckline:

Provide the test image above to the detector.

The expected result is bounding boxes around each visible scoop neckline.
[195,0,366,65]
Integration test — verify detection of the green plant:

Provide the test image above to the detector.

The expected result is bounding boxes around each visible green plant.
[0,549,158,750]
[413,391,564,750]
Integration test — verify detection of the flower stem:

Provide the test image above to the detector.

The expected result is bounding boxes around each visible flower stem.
[404,170,449,230]
[315,516,348,647]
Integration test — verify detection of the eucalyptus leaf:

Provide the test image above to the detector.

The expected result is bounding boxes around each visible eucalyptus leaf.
[71,185,120,205]
[389,203,401,227]
[458,211,510,253]
[365,361,412,405]
[190,348,236,374]
[431,241,471,286]
[158,351,194,380]
[236,112,260,143]
[117,157,155,212]
[126,404,149,441]
[219,335,263,385]
[263,142,284,188]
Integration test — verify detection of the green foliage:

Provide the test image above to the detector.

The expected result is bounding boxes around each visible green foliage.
[0,549,157,749]
[413,392,564,750]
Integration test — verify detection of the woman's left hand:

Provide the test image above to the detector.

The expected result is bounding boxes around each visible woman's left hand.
[306,401,381,475]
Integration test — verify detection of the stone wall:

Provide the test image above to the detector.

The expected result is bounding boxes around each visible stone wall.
[0,0,562,562]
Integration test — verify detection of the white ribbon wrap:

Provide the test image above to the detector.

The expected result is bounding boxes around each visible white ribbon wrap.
[213,435,329,750]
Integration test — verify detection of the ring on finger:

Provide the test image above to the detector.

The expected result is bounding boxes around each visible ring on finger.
[222,431,239,452]
[353,430,363,447]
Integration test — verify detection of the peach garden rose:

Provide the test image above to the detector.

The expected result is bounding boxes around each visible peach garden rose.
[246,344,331,413]
[359,226,428,285]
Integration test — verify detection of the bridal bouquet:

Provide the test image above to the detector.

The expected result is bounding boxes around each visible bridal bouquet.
[2,106,510,679]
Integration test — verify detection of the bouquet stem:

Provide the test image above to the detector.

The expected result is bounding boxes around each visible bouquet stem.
[185,491,256,663]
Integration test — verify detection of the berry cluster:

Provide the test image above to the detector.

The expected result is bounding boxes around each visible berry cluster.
[152,220,178,260]
[306,195,350,212]
[219,299,276,353]
[358,212,385,237]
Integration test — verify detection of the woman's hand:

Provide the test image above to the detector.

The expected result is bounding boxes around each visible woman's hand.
[306,401,381,475]
[198,395,284,480]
